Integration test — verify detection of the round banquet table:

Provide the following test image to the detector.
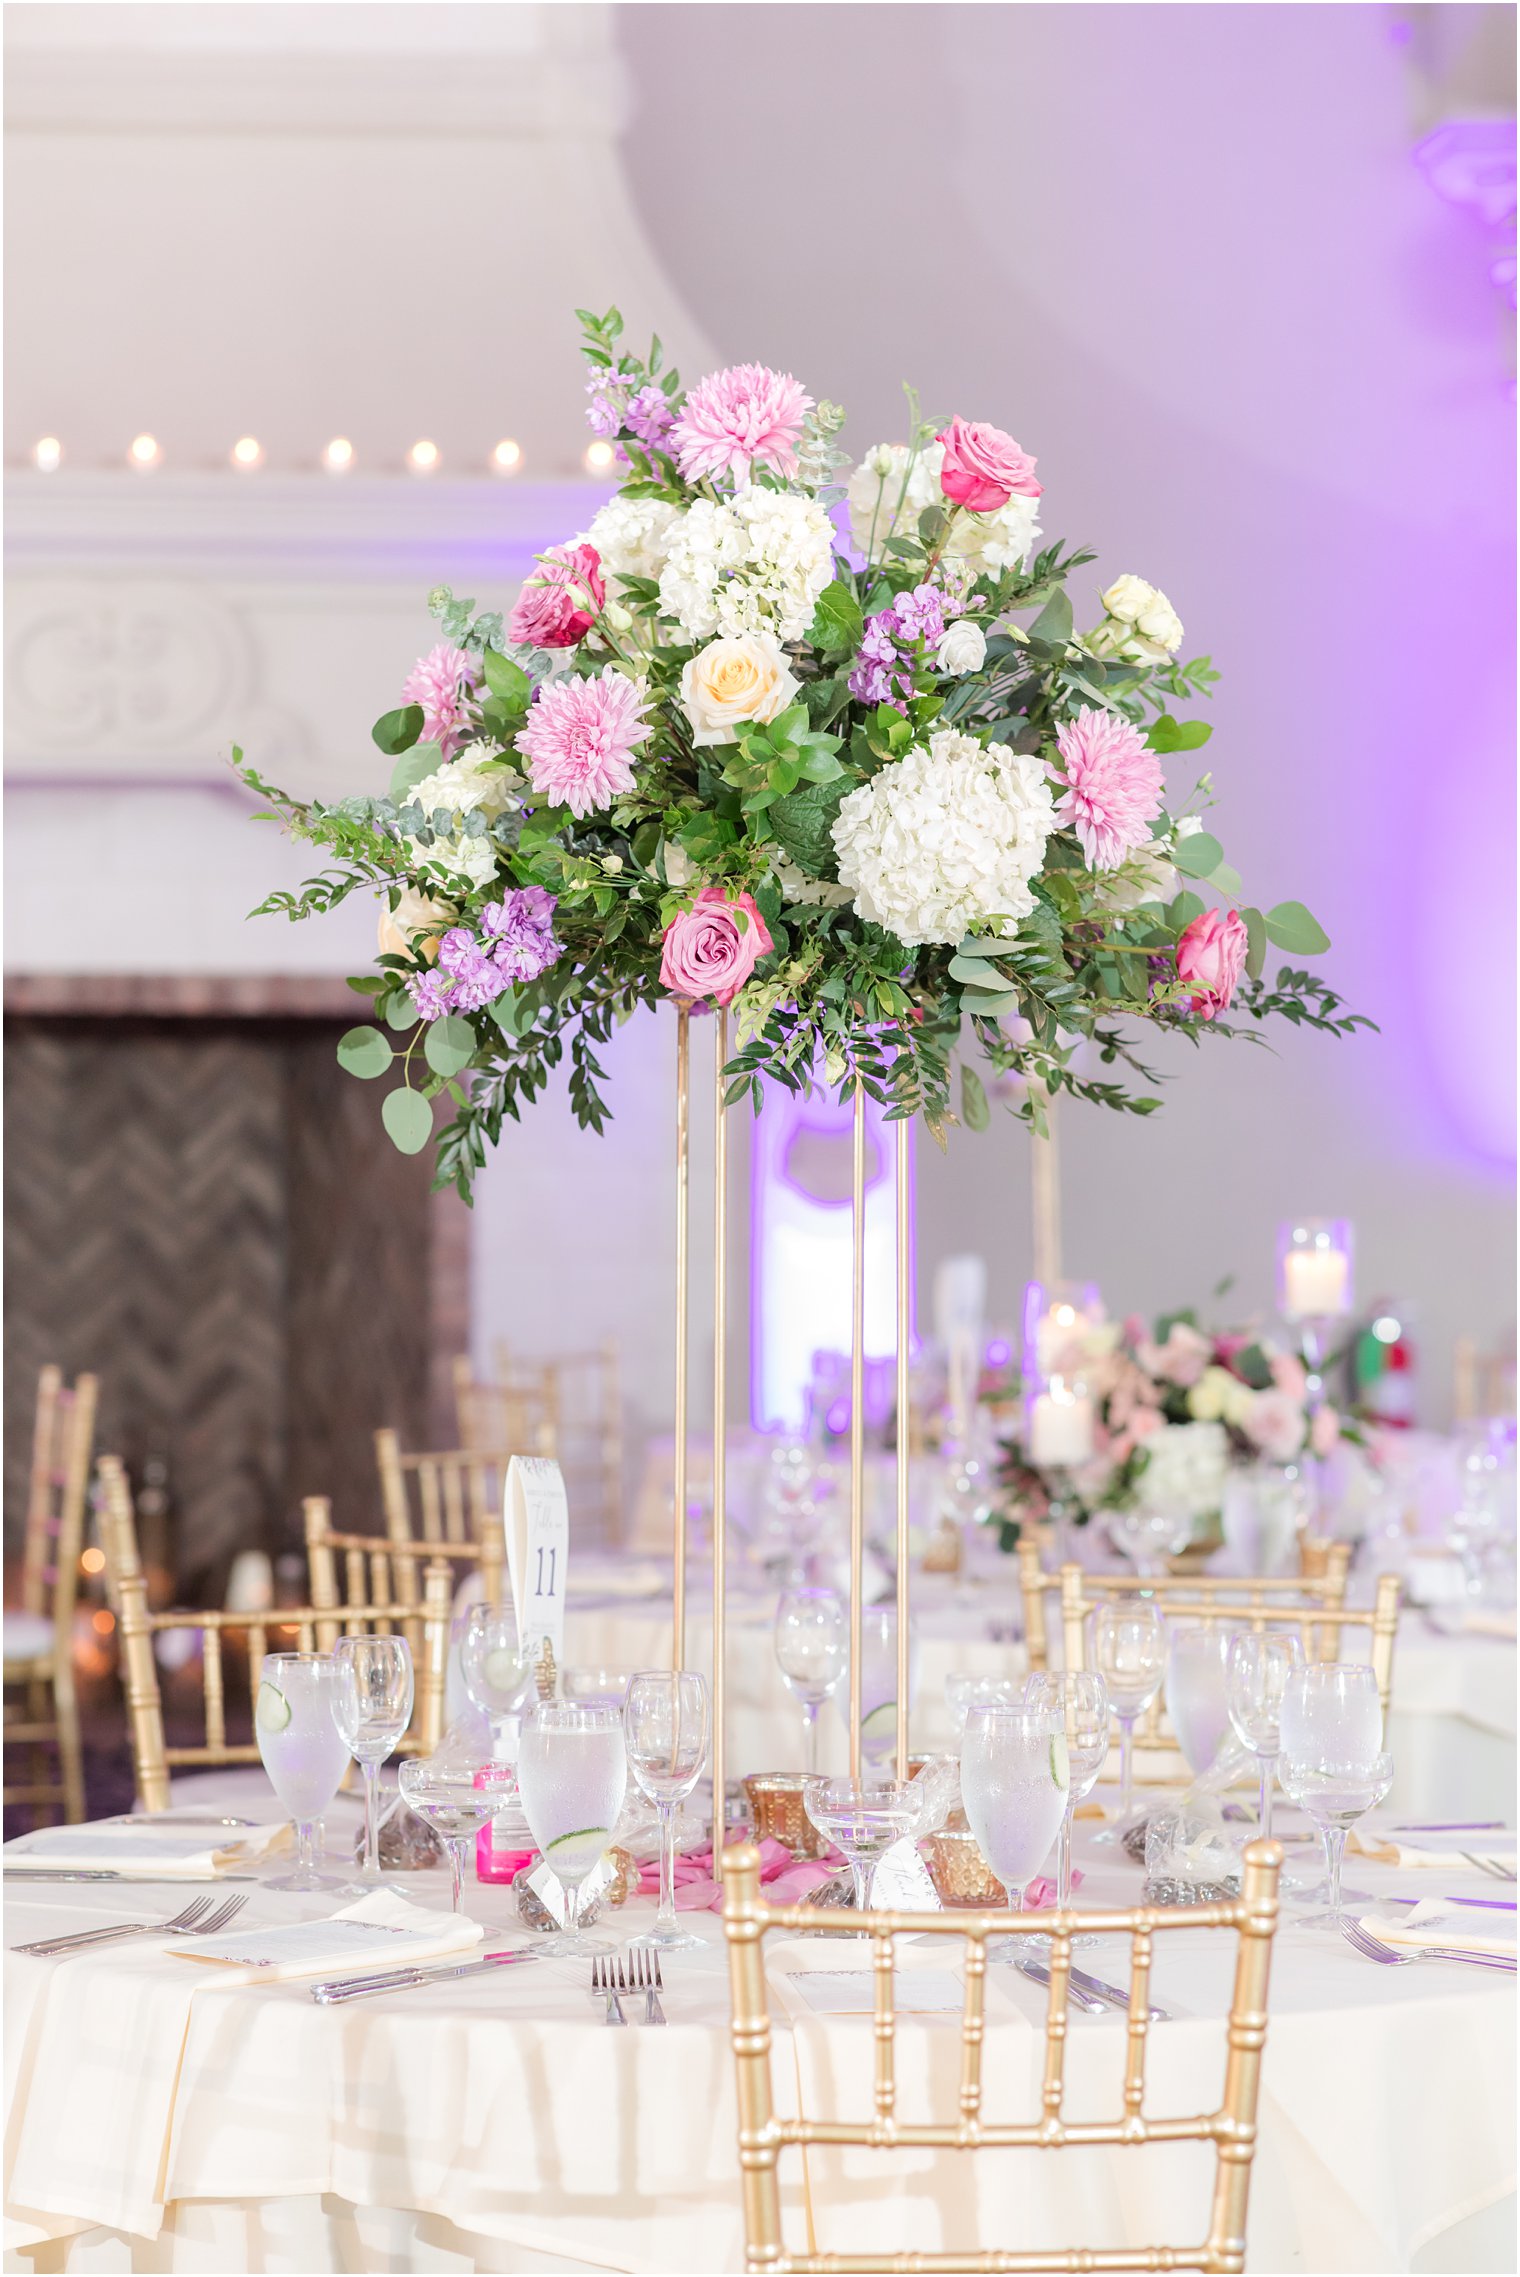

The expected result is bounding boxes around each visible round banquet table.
[4,1782,1513,2275]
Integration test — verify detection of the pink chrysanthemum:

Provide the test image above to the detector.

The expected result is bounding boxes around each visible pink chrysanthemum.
[1052,706,1164,871]
[401,642,481,763]
[516,667,651,819]
[671,363,813,485]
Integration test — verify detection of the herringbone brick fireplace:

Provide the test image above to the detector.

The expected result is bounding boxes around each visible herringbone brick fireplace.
[4,976,469,1602]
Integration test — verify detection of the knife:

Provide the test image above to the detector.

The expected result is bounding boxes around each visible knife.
[1386,1894,1516,1911]
[1391,1822,1509,1835]
[4,1870,259,1884]
[311,1948,539,2004]
[1014,1956,1107,2013]
[1017,1952,1169,2020]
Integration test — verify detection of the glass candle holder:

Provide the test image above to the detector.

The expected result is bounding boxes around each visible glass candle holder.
[1278,1219,1354,1324]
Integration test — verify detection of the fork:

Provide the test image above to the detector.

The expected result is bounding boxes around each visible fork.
[591,1953,627,2024]
[15,1892,247,1958]
[1338,1917,1516,1973]
[1461,1853,1517,1883]
[624,1947,666,2024]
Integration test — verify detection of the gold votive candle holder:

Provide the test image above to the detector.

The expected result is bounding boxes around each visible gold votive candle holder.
[743,1772,826,1859]
[922,1827,1004,1908]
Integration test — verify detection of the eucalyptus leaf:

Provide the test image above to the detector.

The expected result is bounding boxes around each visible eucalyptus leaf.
[1173,831,1224,879]
[390,742,443,805]
[1264,901,1331,955]
[336,1026,393,1080]
[1208,861,1243,898]
[382,988,416,1031]
[424,1015,477,1078]
[960,1064,991,1132]
[1243,905,1267,981]
[481,650,532,708]
[949,952,1009,985]
[382,1086,434,1155]
[1027,589,1073,648]
[372,704,424,758]
[954,936,1014,960]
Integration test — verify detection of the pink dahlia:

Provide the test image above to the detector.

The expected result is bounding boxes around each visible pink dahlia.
[1175,907,1249,1020]
[400,642,481,763]
[1052,706,1164,871]
[671,363,813,485]
[516,667,650,819]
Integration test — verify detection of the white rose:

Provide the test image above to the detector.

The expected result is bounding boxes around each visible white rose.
[1135,592,1183,653]
[936,620,986,676]
[663,841,694,888]
[680,633,800,747]
[1099,574,1156,625]
[377,885,452,962]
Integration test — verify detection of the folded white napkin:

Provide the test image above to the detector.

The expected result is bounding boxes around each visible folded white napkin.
[169,1888,486,1981]
[3,1817,290,1878]
[1360,1900,1517,1961]
[1349,1818,1515,1873]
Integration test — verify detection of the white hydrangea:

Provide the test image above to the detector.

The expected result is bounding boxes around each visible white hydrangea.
[1134,1421,1230,1520]
[846,442,1041,576]
[659,489,835,642]
[406,750,519,891]
[830,728,1057,948]
[577,495,681,588]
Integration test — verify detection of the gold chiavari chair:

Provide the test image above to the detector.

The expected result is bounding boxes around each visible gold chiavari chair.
[452,1355,558,1462]
[98,1456,451,1814]
[1453,1332,1517,1423]
[491,1336,624,1541]
[303,1493,504,1631]
[3,1365,98,1824]
[376,1427,523,1560]
[721,1837,1283,2274]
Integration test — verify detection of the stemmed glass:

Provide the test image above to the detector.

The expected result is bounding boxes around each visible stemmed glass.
[515,1701,628,1957]
[1225,1631,1303,1843]
[774,1588,846,1772]
[255,1652,356,1892]
[838,1605,919,1768]
[623,1670,710,1953]
[1163,1624,1236,1779]
[460,1607,534,1739]
[1089,1600,1166,1838]
[803,1777,922,1928]
[1109,1507,1193,1578]
[1278,1663,1392,1929]
[1024,1672,1109,1933]
[397,1748,498,1912]
[333,1635,414,1882]
[945,1674,1024,1737]
[959,1705,1068,1955]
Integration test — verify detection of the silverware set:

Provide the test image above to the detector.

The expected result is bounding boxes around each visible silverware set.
[591,1950,666,2025]
[311,1948,540,2004]
[1015,1953,1171,2020]
[1461,1853,1517,1882]
[13,1892,249,1957]
[1338,1917,1516,1974]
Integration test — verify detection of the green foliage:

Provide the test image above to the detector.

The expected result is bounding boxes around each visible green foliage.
[373,704,424,757]
[337,1026,393,1079]
[382,1087,434,1155]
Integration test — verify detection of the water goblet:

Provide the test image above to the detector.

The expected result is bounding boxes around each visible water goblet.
[255,1652,357,1892]
[1225,1631,1303,1844]
[774,1588,846,1772]
[837,1605,919,1768]
[1164,1623,1237,1779]
[460,1606,535,1739]
[1089,1599,1166,1838]
[1279,1748,1394,1929]
[802,1776,922,1928]
[959,1705,1068,1955]
[332,1634,414,1882]
[560,1666,634,1710]
[1109,1507,1193,1577]
[397,1748,498,1912]
[1023,1672,1109,1937]
[515,1701,628,1957]
[1278,1662,1387,1921]
[945,1674,1024,1737]
[622,1670,710,1952]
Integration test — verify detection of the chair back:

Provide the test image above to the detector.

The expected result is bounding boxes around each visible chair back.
[452,1355,558,1461]
[98,1456,450,1813]
[303,1493,504,1635]
[20,1365,98,1643]
[376,1427,522,1553]
[721,1837,1282,2274]
[1017,1535,1351,1677]
[487,1337,625,1541]
[1454,1333,1517,1423]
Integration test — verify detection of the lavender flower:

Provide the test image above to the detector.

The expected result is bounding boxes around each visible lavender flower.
[625,383,676,453]
[407,970,455,1022]
[482,886,562,982]
[847,583,952,713]
[584,374,629,437]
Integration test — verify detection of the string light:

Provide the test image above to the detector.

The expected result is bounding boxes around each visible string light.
[323,436,354,474]
[128,433,162,471]
[406,438,440,476]
[32,437,62,473]
[583,439,616,473]
[230,436,263,471]
[490,438,522,475]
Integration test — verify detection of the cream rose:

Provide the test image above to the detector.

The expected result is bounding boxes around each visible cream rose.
[936,620,987,675]
[679,633,799,747]
[1099,574,1155,625]
[377,885,452,963]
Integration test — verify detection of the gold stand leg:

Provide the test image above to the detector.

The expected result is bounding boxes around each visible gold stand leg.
[895,1116,911,1782]
[712,1007,730,1866]
[849,1081,866,1781]
[1031,1081,1062,1287]
[672,1002,691,1673]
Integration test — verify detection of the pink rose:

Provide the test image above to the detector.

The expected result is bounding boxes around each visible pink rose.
[508,543,605,649]
[1270,1351,1309,1404]
[1175,908,1249,1020]
[1241,1387,1307,1464]
[1130,1405,1165,1443]
[1310,1406,1341,1458]
[660,887,774,1007]
[935,416,1042,512]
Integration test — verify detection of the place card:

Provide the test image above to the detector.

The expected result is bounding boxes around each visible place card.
[505,1455,569,1665]
[869,1839,942,1912]
[787,1969,963,2015]
[171,1919,428,1972]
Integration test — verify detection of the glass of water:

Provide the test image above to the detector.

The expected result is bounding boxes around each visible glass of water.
[1089,1599,1167,1837]
[1278,1662,1389,1926]
[959,1704,1068,1954]
[255,1652,355,1892]
[774,1588,846,1772]
[1023,1671,1109,1928]
[460,1607,534,1739]
[333,1635,414,1882]
[397,1747,499,1913]
[516,1702,628,1957]
[1164,1624,1237,1779]
[623,1670,710,1952]
[1225,1630,1303,1844]
[837,1604,919,1768]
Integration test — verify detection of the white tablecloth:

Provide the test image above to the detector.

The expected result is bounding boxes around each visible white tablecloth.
[4,1785,1514,2275]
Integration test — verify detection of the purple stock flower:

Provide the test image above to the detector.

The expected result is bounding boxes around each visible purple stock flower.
[848,583,953,713]
[482,886,562,982]
[407,971,455,1022]
[584,376,627,437]
[625,384,675,453]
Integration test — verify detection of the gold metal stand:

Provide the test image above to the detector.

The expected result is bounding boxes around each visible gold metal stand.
[712,1006,731,1861]
[1031,1082,1062,1287]
[895,1115,911,1782]
[848,1082,867,1779]
[672,1003,691,1671]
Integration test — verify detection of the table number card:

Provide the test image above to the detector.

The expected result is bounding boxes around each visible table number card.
[505,1456,569,1666]
[870,1838,942,1913]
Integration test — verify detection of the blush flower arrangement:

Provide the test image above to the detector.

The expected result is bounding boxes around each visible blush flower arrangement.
[238,307,1369,1194]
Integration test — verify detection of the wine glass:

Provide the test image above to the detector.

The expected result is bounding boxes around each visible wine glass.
[560,1667,634,1709]
[1089,1599,1166,1838]
[945,1674,1024,1737]
[1109,1507,1193,1577]
[1023,1672,1109,1934]
[622,1670,709,1953]
[397,1748,498,1912]
[460,1607,534,1738]
[332,1634,414,1883]
[1278,1662,1388,1925]
[803,1777,922,1928]
[1225,1631,1303,1844]
[959,1705,1068,1955]
[838,1605,919,1768]
[1164,1624,1236,1779]
[774,1588,846,1772]
[255,1652,356,1892]
[515,1701,628,1957]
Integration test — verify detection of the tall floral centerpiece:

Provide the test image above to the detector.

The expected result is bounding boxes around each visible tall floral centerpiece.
[238,308,1367,1191]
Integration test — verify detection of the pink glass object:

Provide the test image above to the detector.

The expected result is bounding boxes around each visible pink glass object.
[474,1763,534,1885]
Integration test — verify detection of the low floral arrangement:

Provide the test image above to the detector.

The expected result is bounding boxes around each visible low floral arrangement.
[238,308,1368,1196]
[995,1306,1355,1544]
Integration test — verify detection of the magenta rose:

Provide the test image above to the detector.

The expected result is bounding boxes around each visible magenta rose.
[1175,908,1249,1020]
[935,416,1042,512]
[507,542,605,650]
[660,887,774,1007]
